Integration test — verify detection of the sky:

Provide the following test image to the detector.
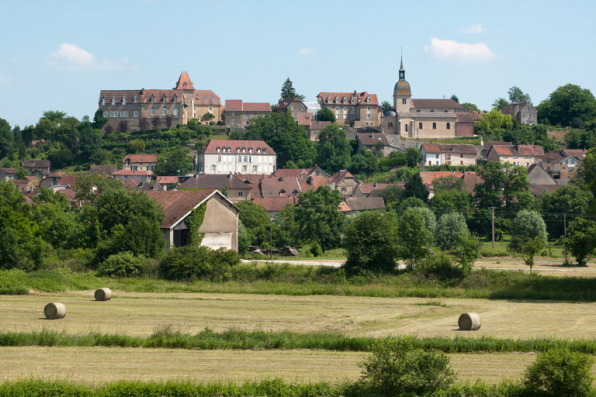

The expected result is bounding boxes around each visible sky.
[1,0,595,128]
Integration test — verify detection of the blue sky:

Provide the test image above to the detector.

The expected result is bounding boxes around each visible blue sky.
[1,0,595,128]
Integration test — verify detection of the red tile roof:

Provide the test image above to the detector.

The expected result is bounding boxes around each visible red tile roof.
[251,196,297,212]
[563,149,587,159]
[225,100,271,112]
[492,145,544,157]
[194,90,221,106]
[0,168,17,174]
[157,176,179,185]
[317,91,379,106]
[123,179,138,188]
[123,154,158,164]
[112,170,153,176]
[356,182,390,195]
[203,140,275,155]
[331,170,355,185]
[411,99,465,110]
[420,171,464,186]
[25,176,40,185]
[174,72,195,90]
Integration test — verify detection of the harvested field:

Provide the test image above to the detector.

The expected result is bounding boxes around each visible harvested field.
[0,347,539,385]
[476,258,596,277]
[2,292,596,339]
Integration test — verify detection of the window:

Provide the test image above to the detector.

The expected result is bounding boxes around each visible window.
[124,111,129,117]
[447,154,451,159]
[405,124,408,132]
[300,105,304,112]
[147,166,153,171]
[103,111,108,117]
[503,155,509,159]
[419,122,423,129]
[209,106,212,111]
[431,109,434,112]
[217,155,221,162]
[162,107,166,116]
[133,111,138,118]
[131,166,137,171]
[133,95,137,103]
[238,156,242,162]
[119,112,124,118]
[243,156,248,162]
[122,97,126,105]
[444,110,448,112]
[173,107,178,116]
[335,106,339,111]
[513,155,518,159]
[416,109,420,112]
[388,122,393,128]
[343,113,347,119]
[432,122,437,130]
[101,97,105,106]
[367,114,371,119]
[204,97,207,102]
[151,107,155,116]
[151,95,155,104]
[173,96,177,104]
[239,191,244,197]
[446,122,451,130]
[402,98,406,104]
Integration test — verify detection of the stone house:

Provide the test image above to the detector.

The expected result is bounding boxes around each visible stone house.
[223,100,271,130]
[193,90,222,122]
[331,170,358,196]
[178,174,252,203]
[39,174,77,190]
[501,102,537,125]
[273,98,312,129]
[308,121,332,141]
[196,140,276,175]
[12,179,36,193]
[339,197,386,216]
[486,144,544,167]
[541,149,585,181]
[420,144,477,167]
[145,189,239,251]
[0,168,17,181]
[274,165,330,179]
[123,154,158,174]
[89,165,117,175]
[22,160,50,178]
[356,132,391,156]
[317,91,381,128]
[112,170,152,185]
[527,164,557,185]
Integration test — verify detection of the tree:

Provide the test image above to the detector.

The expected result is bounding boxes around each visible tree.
[360,341,454,397]
[431,189,472,217]
[453,233,480,275]
[79,124,102,158]
[201,112,215,123]
[474,162,530,209]
[317,107,336,122]
[295,186,345,252]
[48,148,74,169]
[0,118,14,159]
[450,94,459,103]
[405,148,420,168]
[537,84,596,127]
[403,173,429,202]
[75,174,122,202]
[315,124,351,174]
[343,211,399,275]
[155,147,193,176]
[523,236,545,274]
[566,218,596,266]
[92,109,108,130]
[349,150,378,177]
[409,207,436,241]
[399,208,432,270]
[435,212,469,251]
[381,101,391,112]
[509,210,548,252]
[280,77,304,101]
[273,204,301,248]
[236,201,270,247]
[539,186,593,239]
[492,97,509,110]
[508,86,532,104]
[476,109,514,131]
[461,102,480,113]
[126,139,146,154]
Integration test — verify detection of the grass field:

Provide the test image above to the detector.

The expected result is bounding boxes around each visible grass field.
[3,292,596,339]
[0,346,540,385]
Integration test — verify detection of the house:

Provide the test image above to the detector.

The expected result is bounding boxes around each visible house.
[339,197,386,216]
[12,179,36,193]
[196,140,276,175]
[356,132,392,156]
[486,144,544,167]
[502,102,537,125]
[274,165,330,179]
[0,168,17,181]
[527,164,557,185]
[481,142,512,161]
[98,72,221,132]
[223,100,271,129]
[317,91,381,128]
[178,174,252,202]
[123,154,158,174]
[145,189,239,251]
[251,196,297,216]
[156,176,179,191]
[308,121,332,141]
[273,98,312,128]
[420,144,477,167]
[420,171,465,198]
[39,174,78,190]
[112,169,152,184]
[541,149,585,181]
[89,164,117,175]
[331,170,358,196]
[353,182,390,197]
[22,160,51,178]
[261,176,303,198]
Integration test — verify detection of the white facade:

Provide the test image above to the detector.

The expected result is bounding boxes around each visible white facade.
[197,152,277,175]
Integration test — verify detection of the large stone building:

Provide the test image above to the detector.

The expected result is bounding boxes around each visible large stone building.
[98,72,221,132]
[223,100,271,130]
[502,102,537,125]
[316,91,381,128]
[196,139,277,175]
[381,57,476,138]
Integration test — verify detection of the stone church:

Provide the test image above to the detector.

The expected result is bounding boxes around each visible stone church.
[381,58,477,138]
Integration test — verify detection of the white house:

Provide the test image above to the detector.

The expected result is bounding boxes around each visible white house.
[196,139,277,175]
[420,144,477,167]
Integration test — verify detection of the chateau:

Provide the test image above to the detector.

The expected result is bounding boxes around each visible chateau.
[381,57,476,138]
[98,73,221,132]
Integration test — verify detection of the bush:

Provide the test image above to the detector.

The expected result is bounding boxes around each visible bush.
[360,340,454,397]
[524,349,594,397]
[158,246,240,281]
[97,252,146,278]
[310,242,323,257]
[421,253,462,278]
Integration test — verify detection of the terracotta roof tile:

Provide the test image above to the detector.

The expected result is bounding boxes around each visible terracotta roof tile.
[145,190,218,229]
[174,72,195,90]
[411,99,465,110]
[317,91,379,106]
[224,100,270,112]
[112,170,153,176]
[123,154,158,164]
[251,196,297,212]
[157,176,179,184]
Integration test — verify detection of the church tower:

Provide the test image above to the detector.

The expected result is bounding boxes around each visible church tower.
[393,54,411,113]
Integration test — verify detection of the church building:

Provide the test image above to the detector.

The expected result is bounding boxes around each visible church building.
[381,57,476,138]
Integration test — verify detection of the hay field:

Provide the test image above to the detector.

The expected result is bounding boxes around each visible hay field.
[0,346,539,385]
[2,292,596,339]
[476,258,596,277]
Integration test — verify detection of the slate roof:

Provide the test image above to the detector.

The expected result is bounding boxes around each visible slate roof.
[411,99,465,110]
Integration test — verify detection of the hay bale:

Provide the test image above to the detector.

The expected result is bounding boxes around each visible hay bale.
[44,303,66,320]
[95,288,112,301]
[458,312,481,331]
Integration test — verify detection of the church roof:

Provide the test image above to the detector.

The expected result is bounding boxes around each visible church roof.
[394,79,411,96]
[411,99,465,110]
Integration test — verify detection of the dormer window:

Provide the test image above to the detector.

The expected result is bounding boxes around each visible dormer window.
[122,96,126,105]
[163,95,167,104]
[101,97,105,106]
[342,97,347,104]
[257,148,261,153]
[133,95,137,103]
[111,96,115,105]
[236,148,240,153]
[151,95,155,104]
[242,148,246,153]
[263,148,267,153]
[173,95,177,104]
[249,148,253,153]
[217,147,221,152]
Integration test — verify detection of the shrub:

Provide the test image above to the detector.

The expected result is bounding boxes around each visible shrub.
[524,349,594,397]
[310,242,323,257]
[360,340,454,397]
[421,252,462,278]
[97,252,146,278]
[158,246,240,281]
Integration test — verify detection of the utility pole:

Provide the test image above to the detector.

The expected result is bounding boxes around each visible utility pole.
[490,207,496,248]
[564,213,568,264]
[269,217,273,261]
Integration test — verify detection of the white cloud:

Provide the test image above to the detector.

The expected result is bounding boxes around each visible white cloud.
[460,23,485,34]
[424,38,494,61]
[0,73,13,86]
[299,47,314,56]
[46,43,136,71]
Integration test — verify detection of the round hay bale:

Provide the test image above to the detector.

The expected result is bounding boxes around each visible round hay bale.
[44,303,66,320]
[94,288,112,301]
[458,312,481,331]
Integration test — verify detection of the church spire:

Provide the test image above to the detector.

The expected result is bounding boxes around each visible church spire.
[400,48,404,70]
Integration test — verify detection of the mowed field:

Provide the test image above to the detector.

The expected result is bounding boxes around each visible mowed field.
[2,291,596,339]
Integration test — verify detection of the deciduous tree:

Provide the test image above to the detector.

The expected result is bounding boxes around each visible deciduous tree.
[315,124,351,174]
